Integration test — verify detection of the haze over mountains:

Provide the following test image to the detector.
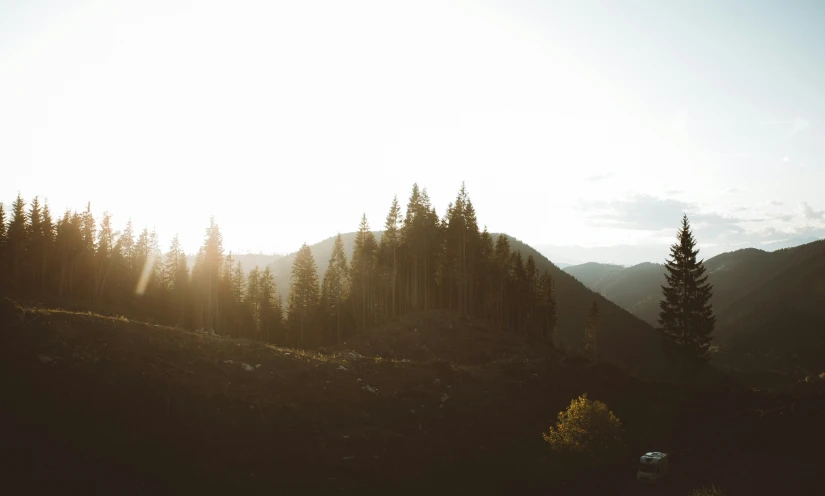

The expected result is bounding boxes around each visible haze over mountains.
[535,235,824,267]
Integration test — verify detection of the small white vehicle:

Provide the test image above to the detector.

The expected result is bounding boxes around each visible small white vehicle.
[636,451,669,484]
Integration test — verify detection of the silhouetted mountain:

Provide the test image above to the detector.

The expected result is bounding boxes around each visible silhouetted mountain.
[269,233,668,378]
[564,240,825,380]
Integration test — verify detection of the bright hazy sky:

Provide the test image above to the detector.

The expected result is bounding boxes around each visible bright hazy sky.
[2,0,824,258]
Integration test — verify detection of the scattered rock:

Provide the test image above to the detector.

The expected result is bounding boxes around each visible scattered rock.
[38,355,53,364]
[342,456,355,460]
[255,364,262,369]
[242,363,254,372]
[433,379,441,385]
[362,385,378,394]
[441,394,449,403]
[223,360,234,364]
[337,365,348,371]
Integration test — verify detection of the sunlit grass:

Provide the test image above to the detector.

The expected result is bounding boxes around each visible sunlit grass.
[29,307,131,323]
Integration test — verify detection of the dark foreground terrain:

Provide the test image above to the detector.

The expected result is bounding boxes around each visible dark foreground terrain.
[2,304,824,495]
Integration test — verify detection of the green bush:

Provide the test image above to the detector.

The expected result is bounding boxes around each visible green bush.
[689,485,726,496]
[542,393,625,468]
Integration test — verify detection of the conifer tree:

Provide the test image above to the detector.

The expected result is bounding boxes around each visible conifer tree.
[0,203,7,292]
[320,234,349,343]
[198,217,224,333]
[525,254,539,335]
[382,197,402,319]
[231,261,245,304]
[95,212,116,302]
[659,214,716,370]
[246,266,261,334]
[27,196,44,292]
[288,243,320,348]
[493,234,511,328]
[477,227,495,321]
[40,202,54,294]
[164,234,188,326]
[350,215,377,333]
[539,269,558,345]
[258,266,281,343]
[583,300,600,359]
[7,193,28,291]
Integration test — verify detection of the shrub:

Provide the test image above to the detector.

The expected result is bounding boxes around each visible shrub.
[542,393,625,468]
[689,485,726,496]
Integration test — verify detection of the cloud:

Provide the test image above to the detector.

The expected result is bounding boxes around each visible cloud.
[581,194,694,231]
[726,188,743,194]
[798,202,825,222]
[586,173,614,182]
[768,213,795,222]
[690,212,747,241]
[665,189,684,195]
[782,156,791,163]
[768,200,784,206]
[579,195,821,252]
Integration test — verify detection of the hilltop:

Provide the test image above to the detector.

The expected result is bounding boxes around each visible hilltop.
[2,306,824,494]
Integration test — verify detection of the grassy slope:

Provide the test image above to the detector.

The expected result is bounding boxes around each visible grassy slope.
[1,308,824,494]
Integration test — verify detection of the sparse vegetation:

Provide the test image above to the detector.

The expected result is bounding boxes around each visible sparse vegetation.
[542,393,625,468]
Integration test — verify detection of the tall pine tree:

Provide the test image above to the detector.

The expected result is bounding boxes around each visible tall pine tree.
[320,234,349,343]
[659,214,716,370]
[288,243,320,348]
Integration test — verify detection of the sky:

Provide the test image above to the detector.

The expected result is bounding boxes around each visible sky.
[2,0,824,261]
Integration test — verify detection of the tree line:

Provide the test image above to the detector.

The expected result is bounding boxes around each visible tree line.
[0,183,560,348]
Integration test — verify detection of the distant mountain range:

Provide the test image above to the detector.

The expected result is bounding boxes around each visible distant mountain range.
[535,236,823,267]
[563,240,825,381]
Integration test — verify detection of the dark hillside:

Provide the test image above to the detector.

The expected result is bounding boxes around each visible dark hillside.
[504,237,668,379]
[2,308,824,494]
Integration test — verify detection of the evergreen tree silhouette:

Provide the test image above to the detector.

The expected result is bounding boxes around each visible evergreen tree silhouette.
[659,214,716,372]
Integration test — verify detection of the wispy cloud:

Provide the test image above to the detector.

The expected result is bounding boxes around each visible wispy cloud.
[726,187,743,194]
[768,200,784,206]
[665,189,684,196]
[783,156,791,163]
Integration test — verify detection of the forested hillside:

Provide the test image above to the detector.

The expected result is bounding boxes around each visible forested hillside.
[0,185,666,377]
